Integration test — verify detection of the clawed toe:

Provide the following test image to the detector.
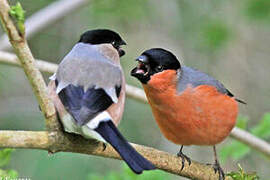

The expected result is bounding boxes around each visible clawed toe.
[177,146,191,171]
[212,161,225,180]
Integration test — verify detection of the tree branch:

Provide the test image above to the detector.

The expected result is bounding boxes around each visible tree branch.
[231,128,270,158]
[0,0,89,51]
[0,130,233,180]
[0,0,59,130]
[0,50,270,159]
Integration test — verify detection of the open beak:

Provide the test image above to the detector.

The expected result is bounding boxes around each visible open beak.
[131,55,150,76]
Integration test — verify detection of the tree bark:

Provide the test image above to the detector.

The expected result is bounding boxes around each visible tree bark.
[0,130,232,180]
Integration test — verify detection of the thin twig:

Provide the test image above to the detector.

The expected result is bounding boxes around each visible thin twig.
[0,50,270,159]
[0,0,59,130]
[231,128,270,158]
[0,0,89,51]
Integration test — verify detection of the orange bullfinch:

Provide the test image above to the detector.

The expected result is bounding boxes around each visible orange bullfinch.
[131,48,245,179]
[48,29,155,174]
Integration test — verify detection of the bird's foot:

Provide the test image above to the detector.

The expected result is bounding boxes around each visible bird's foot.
[102,142,107,151]
[177,151,191,170]
[212,161,225,180]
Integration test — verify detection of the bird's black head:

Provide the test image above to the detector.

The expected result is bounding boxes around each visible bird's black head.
[131,48,181,84]
[78,29,127,57]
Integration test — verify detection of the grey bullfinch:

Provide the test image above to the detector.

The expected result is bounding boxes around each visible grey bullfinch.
[48,29,155,174]
[131,48,245,179]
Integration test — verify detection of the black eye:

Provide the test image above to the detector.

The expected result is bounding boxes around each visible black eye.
[155,65,163,72]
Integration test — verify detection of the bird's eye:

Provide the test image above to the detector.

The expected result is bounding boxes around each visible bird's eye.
[155,65,163,72]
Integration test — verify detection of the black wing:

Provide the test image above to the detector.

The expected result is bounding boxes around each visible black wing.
[56,80,121,126]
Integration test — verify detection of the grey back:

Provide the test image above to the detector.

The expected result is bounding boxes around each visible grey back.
[56,43,122,97]
[177,66,228,94]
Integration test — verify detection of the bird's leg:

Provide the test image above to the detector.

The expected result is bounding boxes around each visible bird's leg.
[212,146,225,180]
[177,145,191,170]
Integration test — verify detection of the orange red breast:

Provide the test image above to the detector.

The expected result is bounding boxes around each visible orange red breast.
[143,70,238,146]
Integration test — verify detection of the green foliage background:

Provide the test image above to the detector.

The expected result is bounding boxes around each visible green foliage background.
[0,149,18,179]
[87,164,168,180]
[0,0,270,179]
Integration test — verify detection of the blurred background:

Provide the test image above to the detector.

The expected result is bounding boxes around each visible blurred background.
[0,0,270,179]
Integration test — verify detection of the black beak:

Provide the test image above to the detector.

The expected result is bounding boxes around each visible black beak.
[121,40,127,45]
[136,55,149,64]
[118,48,125,57]
[131,55,151,84]
[118,40,126,57]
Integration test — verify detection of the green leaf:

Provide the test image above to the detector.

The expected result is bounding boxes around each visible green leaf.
[9,2,25,35]
[9,2,25,21]
[0,149,14,167]
[227,164,259,180]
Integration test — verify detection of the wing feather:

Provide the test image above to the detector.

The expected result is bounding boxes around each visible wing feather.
[55,43,123,125]
[178,66,246,104]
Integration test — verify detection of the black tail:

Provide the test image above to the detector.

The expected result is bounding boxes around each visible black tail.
[225,89,247,105]
[94,120,156,174]
[235,98,247,105]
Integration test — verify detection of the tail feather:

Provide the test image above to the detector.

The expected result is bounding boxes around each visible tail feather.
[235,98,247,105]
[225,89,246,105]
[94,120,155,174]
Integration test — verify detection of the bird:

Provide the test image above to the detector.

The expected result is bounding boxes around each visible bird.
[48,29,155,174]
[131,48,245,179]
